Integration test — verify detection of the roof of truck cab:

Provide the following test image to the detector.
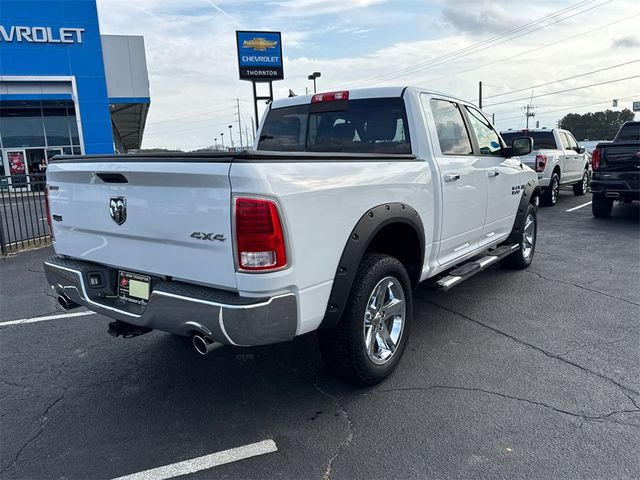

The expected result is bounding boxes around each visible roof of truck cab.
[269,86,473,109]
[500,128,559,133]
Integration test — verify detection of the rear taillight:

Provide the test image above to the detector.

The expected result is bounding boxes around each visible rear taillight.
[44,185,54,241]
[235,197,286,271]
[592,148,601,170]
[535,155,547,173]
[311,91,349,103]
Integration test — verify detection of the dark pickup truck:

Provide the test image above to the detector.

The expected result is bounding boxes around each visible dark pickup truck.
[591,121,640,217]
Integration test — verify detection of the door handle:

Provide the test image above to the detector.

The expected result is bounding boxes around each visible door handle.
[488,169,500,177]
[444,173,461,182]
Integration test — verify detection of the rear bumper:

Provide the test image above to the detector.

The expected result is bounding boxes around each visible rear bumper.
[591,172,640,200]
[43,256,298,346]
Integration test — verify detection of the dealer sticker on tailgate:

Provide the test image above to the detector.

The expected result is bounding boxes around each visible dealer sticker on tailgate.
[118,271,151,305]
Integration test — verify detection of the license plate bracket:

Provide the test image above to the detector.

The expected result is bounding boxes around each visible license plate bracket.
[118,271,151,306]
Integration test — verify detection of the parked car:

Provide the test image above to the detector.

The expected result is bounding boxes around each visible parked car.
[590,121,640,218]
[501,128,590,206]
[43,87,539,385]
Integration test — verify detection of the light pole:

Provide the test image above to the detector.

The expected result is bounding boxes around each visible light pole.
[307,71,321,93]
[228,125,234,149]
[214,138,218,150]
[220,133,224,149]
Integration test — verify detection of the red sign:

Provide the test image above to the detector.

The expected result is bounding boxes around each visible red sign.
[7,151,26,175]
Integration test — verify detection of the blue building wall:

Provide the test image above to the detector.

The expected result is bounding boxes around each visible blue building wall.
[0,0,114,153]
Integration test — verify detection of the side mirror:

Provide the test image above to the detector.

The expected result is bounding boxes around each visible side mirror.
[578,146,585,154]
[510,136,533,157]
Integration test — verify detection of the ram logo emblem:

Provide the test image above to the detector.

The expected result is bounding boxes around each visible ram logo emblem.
[109,197,127,225]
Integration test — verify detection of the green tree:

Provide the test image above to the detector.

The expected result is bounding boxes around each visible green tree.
[558,109,635,141]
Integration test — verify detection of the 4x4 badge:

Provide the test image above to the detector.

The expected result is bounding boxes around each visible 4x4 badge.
[109,197,127,225]
[191,232,226,242]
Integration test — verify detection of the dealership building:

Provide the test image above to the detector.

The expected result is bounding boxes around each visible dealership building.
[0,0,150,177]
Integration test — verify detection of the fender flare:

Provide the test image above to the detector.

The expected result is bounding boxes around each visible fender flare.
[504,179,540,245]
[319,202,425,330]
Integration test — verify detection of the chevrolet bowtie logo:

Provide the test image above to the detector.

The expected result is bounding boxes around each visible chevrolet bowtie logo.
[243,37,277,51]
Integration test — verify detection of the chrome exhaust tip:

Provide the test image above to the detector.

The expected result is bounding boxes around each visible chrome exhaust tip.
[57,294,80,311]
[192,334,222,355]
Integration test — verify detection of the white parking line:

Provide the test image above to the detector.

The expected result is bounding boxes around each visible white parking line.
[111,439,278,480]
[0,310,96,327]
[566,201,592,212]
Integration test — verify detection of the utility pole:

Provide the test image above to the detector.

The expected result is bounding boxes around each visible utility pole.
[524,104,536,129]
[523,90,535,129]
[492,113,495,125]
[235,98,243,149]
[245,125,250,147]
[250,117,256,143]
[522,104,537,129]
[478,81,483,109]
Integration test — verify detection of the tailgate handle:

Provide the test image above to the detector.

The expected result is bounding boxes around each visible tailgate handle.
[96,173,128,183]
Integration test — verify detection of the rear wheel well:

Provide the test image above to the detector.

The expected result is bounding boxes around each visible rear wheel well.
[366,222,422,288]
[553,165,561,179]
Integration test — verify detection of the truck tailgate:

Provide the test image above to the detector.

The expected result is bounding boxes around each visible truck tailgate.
[47,161,237,289]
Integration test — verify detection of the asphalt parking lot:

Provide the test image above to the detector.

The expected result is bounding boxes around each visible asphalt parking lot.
[1,191,639,480]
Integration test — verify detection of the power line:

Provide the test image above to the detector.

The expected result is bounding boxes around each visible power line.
[145,105,236,127]
[484,75,640,107]
[421,12,640,87]
[345,0,599,87]
[484,60,640,100]
[496,94,640,123]
[344,0,608,88]
[147,114,237,135]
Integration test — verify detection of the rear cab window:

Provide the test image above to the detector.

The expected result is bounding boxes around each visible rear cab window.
[501,131,558,150]
[615,123,640,142]
[257,97,411,154]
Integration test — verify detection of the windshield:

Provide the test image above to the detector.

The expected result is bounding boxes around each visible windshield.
[257,97,411,154]
[501,131,557,150]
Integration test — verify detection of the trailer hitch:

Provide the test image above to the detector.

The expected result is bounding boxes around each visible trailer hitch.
[108,320,152,339]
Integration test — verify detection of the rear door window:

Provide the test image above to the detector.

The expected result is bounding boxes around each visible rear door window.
[559,132,571,150]
[257,97,411,154]
[428,98,473,155]
[565,132,579,151]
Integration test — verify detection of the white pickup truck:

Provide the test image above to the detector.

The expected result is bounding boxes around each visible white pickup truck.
[501,128,590,206]
[44,87,539,385]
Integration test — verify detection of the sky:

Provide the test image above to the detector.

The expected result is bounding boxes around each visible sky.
[95,0,640,151]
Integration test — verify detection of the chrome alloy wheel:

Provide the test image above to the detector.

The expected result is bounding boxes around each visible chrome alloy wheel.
[363,276,406,365]
[522,213,536,260]
[582,172,589,193]
[551,177,559,204]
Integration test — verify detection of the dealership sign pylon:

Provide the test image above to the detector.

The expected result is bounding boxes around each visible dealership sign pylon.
[236,31,284,131]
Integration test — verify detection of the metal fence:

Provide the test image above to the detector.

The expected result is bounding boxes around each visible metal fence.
[0,174,52,255]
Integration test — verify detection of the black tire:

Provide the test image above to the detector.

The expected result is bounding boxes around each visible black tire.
[573,169,589,196]
[592,194,613,218]
[541,173,560,206]
[318,253,412,386]
[501,203,537,270]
